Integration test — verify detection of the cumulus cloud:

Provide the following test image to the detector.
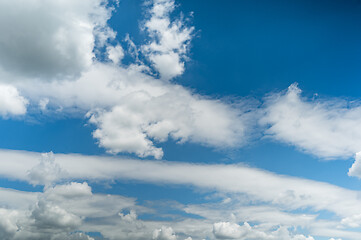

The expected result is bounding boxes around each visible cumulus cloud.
[0,84,28,117]
[0,175,359,239]
[0,0,250,159]
[0,209,19,240]
[107,44,124,65]
[348,152,361,178]
[142,0,194,80]
[213,222,314,240]
[31,200,82,231]
[17,62,250,159]
[45,182,92,199]
[261,83,361,159]
[153,226,177,240]
[0,181,140,240]
[86,80,249,158]
[27,152,67,187]
[0,0,114,80]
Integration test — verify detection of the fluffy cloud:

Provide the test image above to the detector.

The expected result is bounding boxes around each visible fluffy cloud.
[107,44,125,65]
[142,0,194,80]
[87,80,249,158]
[0,175,360,239]
[0,181,139,240]
[261,83,361,159]
[0,0,113,80]
[27,152,67,187]
[17,62,250,159]
[0,84,28,117]
[1,0,249,159]
[31,200,82,231]
[0,209,19,240]
[212,222,314,240]
[153,226,177,240]
[348,152,361,178]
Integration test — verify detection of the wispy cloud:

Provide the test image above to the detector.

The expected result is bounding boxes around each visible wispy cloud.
[261,83,361,160]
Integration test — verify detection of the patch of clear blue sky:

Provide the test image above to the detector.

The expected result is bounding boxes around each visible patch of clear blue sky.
[1,0,361,208]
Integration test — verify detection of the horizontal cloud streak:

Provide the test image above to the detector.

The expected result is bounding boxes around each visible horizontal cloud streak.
[0,149,360,219]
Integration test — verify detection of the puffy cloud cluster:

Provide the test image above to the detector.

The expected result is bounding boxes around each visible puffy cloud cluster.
[0,181,138,240]
[212,222,314,240]
[27,152,67,187]
[153,226,177,240]
[87,82,249,158]
[31,200,82,231]
[0,0,252,159]
[142,0,194,80]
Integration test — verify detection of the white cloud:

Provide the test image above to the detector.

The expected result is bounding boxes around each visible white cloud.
[150,51,184,81]
[153,226,177,240]
[107,44,124,65]
[53,232,95,240]
[45,182,92,199]
[142,0,194,80]
[212,222,314,240]
[17,62,250,159]
[348,152,361,178]
[27,152,67,187]
[86,80,249,158]
[260,83,361,186]
[0,209,19,240]
[0,176,359,239]
[38,98,49,111]
[31,200,82,231]
[0,0,247,159]
[0,181,139,240]
[0,84,28,117]
[1,149,361,222]
[261,83,361,160]
[0,0,114,80]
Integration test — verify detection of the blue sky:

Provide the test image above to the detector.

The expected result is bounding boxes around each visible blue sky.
[0,0,361,239]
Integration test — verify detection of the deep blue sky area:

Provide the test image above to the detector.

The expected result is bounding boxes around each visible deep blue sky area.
[160,0,361,99]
